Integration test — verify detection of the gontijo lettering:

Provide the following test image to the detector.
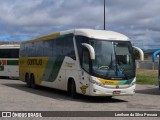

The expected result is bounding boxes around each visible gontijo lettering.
[27,59,42,65]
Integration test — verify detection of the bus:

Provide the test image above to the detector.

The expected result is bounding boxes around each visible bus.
[19,29,136,98]
[0,44,20,79]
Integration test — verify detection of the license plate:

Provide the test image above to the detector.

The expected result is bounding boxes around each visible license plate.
[113,91,121,95]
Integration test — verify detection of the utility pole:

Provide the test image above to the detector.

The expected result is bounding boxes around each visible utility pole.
[104,0,106,30]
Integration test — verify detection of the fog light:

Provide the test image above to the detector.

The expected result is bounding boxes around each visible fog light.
[93,89,96,92]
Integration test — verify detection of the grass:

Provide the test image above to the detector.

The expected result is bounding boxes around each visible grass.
[136,69,158,85]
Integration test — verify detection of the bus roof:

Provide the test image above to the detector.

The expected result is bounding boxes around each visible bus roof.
[0,44,20,49]
[22,29,130,43]
[62,29,129,41]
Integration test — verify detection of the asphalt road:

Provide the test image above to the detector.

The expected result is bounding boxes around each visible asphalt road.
[0,78,160,119]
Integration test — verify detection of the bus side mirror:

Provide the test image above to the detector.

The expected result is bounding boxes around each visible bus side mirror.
[133,46,144,61]
[82,43,95,60]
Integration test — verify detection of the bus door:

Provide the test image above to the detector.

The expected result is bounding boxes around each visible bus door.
[78,48,90,95]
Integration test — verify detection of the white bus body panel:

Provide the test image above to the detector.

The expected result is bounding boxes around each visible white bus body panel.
[0,64,19,78]
[0,44,20,78]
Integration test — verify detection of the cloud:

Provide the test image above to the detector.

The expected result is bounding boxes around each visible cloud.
[0,0,105,39]
[0,0,160,50]
[106,0,160,50]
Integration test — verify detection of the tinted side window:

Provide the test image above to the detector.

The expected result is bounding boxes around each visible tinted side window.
[63,35,75,59]
[55,38,64,56]
[75,36,89,63]
[20,44,25,56]
[21,34,75,58]
[36,41,43,57]
[25,43,30,57]
[43,40,54,57]
[21,42,37,57]
[30,42,35,57]
[55,34,75,59]
[0,49,19,58]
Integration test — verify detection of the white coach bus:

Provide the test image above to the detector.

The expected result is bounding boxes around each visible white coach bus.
[0,44,20,78]
[19,29,136,98]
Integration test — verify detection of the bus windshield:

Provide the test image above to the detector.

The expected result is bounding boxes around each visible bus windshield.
[90,39,135,80]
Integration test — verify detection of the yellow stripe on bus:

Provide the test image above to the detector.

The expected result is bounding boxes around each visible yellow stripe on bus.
[22,32,60,43]
[97,78,119,85]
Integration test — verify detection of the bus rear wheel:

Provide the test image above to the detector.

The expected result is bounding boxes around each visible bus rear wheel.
[30,74,36,89]
[26,74,31,88]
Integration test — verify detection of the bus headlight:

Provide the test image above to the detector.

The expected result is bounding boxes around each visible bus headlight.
[89,78,103,86]
[130,82,135,86]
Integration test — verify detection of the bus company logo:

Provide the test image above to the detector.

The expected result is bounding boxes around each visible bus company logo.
[27,59,42,66]
[80,85,88,94]
[116,85,119,89]
[65,62,75,68]
[0,60,7,65]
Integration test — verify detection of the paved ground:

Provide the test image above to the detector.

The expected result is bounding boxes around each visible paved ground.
[0,78,160,119]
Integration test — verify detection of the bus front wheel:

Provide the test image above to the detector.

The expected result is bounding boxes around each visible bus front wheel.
[68,80,77,98]
[106,96,112,100]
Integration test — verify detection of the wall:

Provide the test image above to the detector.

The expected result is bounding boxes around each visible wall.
[136,60,158,70]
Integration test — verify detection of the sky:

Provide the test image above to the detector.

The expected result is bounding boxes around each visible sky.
[0,0,160,50]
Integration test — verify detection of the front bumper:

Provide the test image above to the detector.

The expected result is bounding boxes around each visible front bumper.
[89,83,136,96]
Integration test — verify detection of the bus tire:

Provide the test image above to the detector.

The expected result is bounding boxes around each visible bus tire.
[26,74,31,88]
[69,80,77,98]
[106,96,112,100]
[30,74,36,89]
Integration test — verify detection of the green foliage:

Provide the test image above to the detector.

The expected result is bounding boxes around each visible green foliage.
[136,69,158,85]
[134,49,140,60]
